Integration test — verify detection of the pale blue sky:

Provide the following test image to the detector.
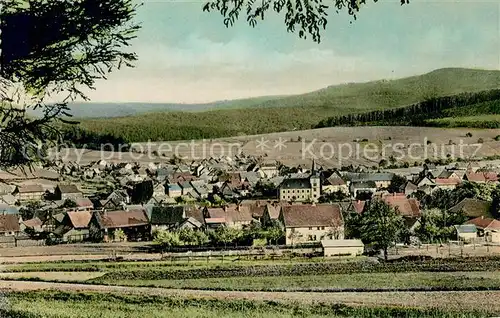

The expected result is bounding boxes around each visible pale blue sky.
[86,0,500,103]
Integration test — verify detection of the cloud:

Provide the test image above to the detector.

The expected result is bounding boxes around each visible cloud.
[83,34,392,103]
[76,1,500,103]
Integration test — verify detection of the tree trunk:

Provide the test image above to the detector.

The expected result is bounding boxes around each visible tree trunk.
[384,247,388,261]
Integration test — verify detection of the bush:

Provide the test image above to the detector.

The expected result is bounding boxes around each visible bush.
[477,138,484,143]
[113,229,127,242]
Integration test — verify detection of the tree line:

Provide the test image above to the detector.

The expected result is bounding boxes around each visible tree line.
[60,125,130,151]
[315,89,500,128]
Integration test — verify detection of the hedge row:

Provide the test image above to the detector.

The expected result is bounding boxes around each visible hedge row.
[98,256,500,281]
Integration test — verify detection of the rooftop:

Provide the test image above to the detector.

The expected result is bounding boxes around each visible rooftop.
[282,204,342,228]
[97,209,149,229]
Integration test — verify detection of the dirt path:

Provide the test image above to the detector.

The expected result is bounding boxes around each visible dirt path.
[0,272,105,281]
[1,280,500,312]
[0,253,163,264]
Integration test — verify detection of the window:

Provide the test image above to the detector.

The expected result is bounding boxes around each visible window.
[321,226,325,230]
[308,227,312,230]
[308,235,313,241]
[317,227,320,230]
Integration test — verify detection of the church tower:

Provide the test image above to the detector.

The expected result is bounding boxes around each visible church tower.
[309,159,320,202]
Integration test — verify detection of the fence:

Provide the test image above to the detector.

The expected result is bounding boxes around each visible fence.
[0,236,46,248]
[158,246,325,264]
[389,240,500,259]
[161,242,321,253]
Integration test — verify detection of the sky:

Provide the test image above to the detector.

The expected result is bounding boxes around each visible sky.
[83,0,500,103]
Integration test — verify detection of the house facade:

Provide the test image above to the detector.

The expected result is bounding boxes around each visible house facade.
[344,172,394,189]
[0,214,20,236]
[280,204,344,245]
[454,224,477,241]
[55,184,83,201]
[323,176,349,195]
[53,211,92,242]
[321,239,364,257]
[466,216,500,243]
[149,205,203,232]
[350,181,377,198]
[203,205,254,230]
[89,209,151,242]
[279,176,321,202]
[13,185,45,202]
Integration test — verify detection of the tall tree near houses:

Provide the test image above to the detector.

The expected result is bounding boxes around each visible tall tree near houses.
[358,199,404,261]
[203,0,410,43]
[0,0,140,170]
[492,186,500,218]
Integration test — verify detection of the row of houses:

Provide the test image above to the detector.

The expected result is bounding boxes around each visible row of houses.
[405,169,499,195]
[0,201,345,245]
[1,192,498,246]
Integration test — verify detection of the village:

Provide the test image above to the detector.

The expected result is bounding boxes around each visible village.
[0,151,499,257]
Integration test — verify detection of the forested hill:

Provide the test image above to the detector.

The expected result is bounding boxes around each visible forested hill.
[68,68,500,143]
[315,89,500,128]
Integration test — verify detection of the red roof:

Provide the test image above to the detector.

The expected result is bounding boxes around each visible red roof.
[382,194,421,218]
[97,209,149,229]
[466,217,500,230]
[67,211,92,229]
[465,172,499,183]
[171,173,197,182]
[206,205,253,224]
[282,204,342,228]
[75,197,93,208]
[353,201,366,214]
[328,177,346,186]
[205,217,226,224]
[0,214,20,232]
[22,217,43,229]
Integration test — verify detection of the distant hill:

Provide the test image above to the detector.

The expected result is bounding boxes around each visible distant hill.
[30,96,285,118]
[70,68,500,142]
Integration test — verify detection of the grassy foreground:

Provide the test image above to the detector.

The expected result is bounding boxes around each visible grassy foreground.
[0,291,493,318]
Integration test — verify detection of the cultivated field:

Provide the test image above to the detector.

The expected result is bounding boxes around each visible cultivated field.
[56,126,500,168]
[2,288,493,318]
[3,242,500,317]
[2,253,500,317]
